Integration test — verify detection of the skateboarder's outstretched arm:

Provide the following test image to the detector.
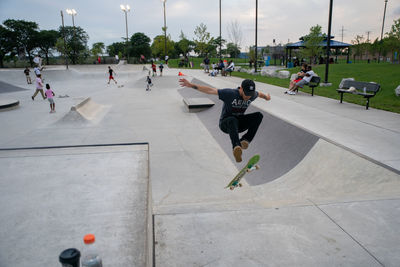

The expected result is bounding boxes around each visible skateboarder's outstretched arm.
[258,91,271,101]
[179,78,218,95]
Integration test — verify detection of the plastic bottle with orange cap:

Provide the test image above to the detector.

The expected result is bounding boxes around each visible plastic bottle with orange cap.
[81,234,103,267]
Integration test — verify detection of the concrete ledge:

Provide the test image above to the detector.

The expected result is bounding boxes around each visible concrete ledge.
[0,98,19,111]
[183,97,214,113]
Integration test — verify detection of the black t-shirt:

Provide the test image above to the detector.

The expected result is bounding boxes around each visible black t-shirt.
[218,88,258,124]
[109,69,114,76]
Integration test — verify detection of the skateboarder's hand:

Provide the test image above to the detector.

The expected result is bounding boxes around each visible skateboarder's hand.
[179,78,191,88]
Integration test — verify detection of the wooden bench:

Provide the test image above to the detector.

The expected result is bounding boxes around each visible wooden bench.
[336,80,380,110]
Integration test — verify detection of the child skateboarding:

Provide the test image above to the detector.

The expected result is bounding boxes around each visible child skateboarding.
[179,78,271,162]
[107,66,117,84]
[146,76,153,91]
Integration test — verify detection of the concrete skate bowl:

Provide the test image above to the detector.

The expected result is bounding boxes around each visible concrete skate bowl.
[131,75,180,89]
[0,80,28,93]
[178,78,400,196]
[55,97,109,125]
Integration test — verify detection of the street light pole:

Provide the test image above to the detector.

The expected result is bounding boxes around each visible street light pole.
[219,0,222,61]
[161,0,167,62]
[324,0,333,85]
[378,0,388,63]
[120,5,130,63]
[255,0,258,73]
[60,10,68,69]
[66,9,77,64]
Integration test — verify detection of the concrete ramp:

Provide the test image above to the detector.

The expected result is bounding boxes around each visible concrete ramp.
[56,97,109,125]
[179,78,319,185]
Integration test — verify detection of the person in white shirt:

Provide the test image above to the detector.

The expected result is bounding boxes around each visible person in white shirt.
[286,65,316,95]
[225,60,235,76]
[33,66,41,76]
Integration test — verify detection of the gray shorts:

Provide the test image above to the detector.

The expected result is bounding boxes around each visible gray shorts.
[47,98,54,104]
[296,79,309,88]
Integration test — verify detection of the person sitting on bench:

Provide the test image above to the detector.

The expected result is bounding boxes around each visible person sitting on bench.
[286,65,315,95]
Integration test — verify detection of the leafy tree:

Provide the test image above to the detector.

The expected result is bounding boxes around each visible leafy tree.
[58,26,89,64]
[300,25,325,64]
[0,25,15,68]
[386,18,400,63]
[37,30,59,65]
[107,42,125,57]
[130,32,151,59]
[226,42,240,58]
[175,31,195,57]
[351,35,365,61]
[208,36,226,57]
[91,42,105,57]
[3,19,39,66]
[151,35,174,58]
[193,23,211,57]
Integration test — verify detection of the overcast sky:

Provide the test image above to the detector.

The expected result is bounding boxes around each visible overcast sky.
[1,0,399,51]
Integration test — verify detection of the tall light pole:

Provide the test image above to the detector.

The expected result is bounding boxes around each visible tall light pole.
[66,9,77,64]
[323,0,333,85]
[66,9,77,28]
[378,0,388,63]
[219,0,222,61]
[255,0,258,72]
[161,0,167,62]
[60,10,68,69]
[120,4,130,63]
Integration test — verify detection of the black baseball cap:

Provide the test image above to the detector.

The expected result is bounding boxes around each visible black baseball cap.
[241,79,256,96]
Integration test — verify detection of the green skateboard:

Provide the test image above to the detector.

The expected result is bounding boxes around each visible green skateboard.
[225,154,260,190]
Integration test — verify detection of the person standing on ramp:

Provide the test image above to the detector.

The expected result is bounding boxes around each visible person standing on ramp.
[179,78,271,162]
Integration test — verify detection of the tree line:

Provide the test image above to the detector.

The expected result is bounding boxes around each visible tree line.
[0,18,243,67]
[351,18,400,63]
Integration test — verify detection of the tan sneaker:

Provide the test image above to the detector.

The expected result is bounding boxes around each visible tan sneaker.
[240,140,249,150]
[233,146,242,162]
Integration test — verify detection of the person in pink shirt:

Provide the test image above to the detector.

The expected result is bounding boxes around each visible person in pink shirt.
[45,83,56,113]
[32,74,46,100]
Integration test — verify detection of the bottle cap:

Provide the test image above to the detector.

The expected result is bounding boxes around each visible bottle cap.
[83,234,95,244]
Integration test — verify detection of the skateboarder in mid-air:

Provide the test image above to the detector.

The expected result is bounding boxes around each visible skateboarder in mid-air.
[179,78,271,162]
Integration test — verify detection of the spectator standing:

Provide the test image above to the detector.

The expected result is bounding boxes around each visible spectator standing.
[203,56,210,73]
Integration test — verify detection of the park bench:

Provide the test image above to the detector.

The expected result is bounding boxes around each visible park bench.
[306,76,321,96]
[336,80,380,110]
[294,76,321,96]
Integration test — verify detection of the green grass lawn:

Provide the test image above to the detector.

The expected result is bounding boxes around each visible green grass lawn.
[167,58,400,113]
